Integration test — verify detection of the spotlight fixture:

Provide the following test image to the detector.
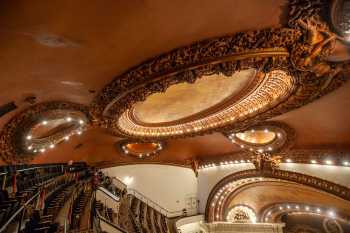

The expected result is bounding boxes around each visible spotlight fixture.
[42,120,48,125]
[311,160,317,164]
[286,159,292,163]
[66,117,72,122]
[26,135,32,140]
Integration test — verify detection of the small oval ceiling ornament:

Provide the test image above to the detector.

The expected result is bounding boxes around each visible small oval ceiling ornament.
[117,140,164,159]
[0,101,90,163]
[91,0,349,140]
[226,121,295,153]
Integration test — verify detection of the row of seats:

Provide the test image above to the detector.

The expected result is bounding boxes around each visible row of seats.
[70,185,93,230]
[0,189,21,227]
[0,163,92,233]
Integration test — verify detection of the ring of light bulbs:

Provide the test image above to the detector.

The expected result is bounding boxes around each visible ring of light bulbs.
[118,140,165,159]
[25,115,87,154]
[262,202,341,223]
[226,122,293,154]
[209,177,345,223]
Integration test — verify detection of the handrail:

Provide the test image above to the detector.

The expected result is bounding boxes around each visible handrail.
[127,188,187,217]
[102,175,198,217]
[97,186,120,202]
[96,209,128,233]
[0,191,40,233]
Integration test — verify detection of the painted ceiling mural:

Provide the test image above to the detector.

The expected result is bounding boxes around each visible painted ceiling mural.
[0,0,349,165]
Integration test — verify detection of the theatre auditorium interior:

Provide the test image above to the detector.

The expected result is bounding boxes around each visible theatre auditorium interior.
[1,0,350,233]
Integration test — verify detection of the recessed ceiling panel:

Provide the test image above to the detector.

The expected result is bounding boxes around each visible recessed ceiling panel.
[132,69,255,124]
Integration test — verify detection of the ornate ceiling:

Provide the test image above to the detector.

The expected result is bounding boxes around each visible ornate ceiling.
[0,0,350,166]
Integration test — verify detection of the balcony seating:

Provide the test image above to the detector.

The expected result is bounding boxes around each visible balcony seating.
[70,186,93,230]
[0,189,20,227]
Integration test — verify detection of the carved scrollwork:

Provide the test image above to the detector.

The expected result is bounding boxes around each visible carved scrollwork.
[205,169,350,222]
[0,101,90,164]
[90,0,349,140]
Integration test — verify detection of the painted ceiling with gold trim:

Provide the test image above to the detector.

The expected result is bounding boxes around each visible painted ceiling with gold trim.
[0,0,350,167]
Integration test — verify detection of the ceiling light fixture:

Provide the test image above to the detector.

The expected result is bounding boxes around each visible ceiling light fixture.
[325,160,333,165]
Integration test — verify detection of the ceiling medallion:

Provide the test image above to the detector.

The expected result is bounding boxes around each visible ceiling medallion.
[117,139,164,159]
[91,0,349,140]
[0,101,90,163]
[226,121,295,153]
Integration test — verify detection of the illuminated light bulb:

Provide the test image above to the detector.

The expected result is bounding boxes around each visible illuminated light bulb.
[40,148,46,153]
[240,145,245,148]
[79,120,84,125]
[264,129,269,133]
[305,206,310,211]
[325,160,333,165]
[279,206,283,210]
[295,205,299,209]
[234,160,239,164]
[343,161,349,166]
[286,159,292,163]
[33,149,37,153]
[212,203,215,206]
[66,117,72,122]
[258,149,264,153]
[277,133,282,137]
[247,160,250,162]
[311,160,317,164]
[26,135,32,140]
[77,131,82,135]
[27,146,32,150]
[328,211,335,218]
[240,160,245,163]
[249,148,253,151]
[316,208,321,213]
[287,205,290,209]
[64,136,69,141]
[49,144,55,149]
[42,120,48,125]
[268,147,273,151]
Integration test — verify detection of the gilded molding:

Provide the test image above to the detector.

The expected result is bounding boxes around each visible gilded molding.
[0,101,90,164]
[205,169,350,222]
[225,121,296,154]
[91,0,349,140]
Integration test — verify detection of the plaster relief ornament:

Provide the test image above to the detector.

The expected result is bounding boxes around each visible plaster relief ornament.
[90,0,349,140]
